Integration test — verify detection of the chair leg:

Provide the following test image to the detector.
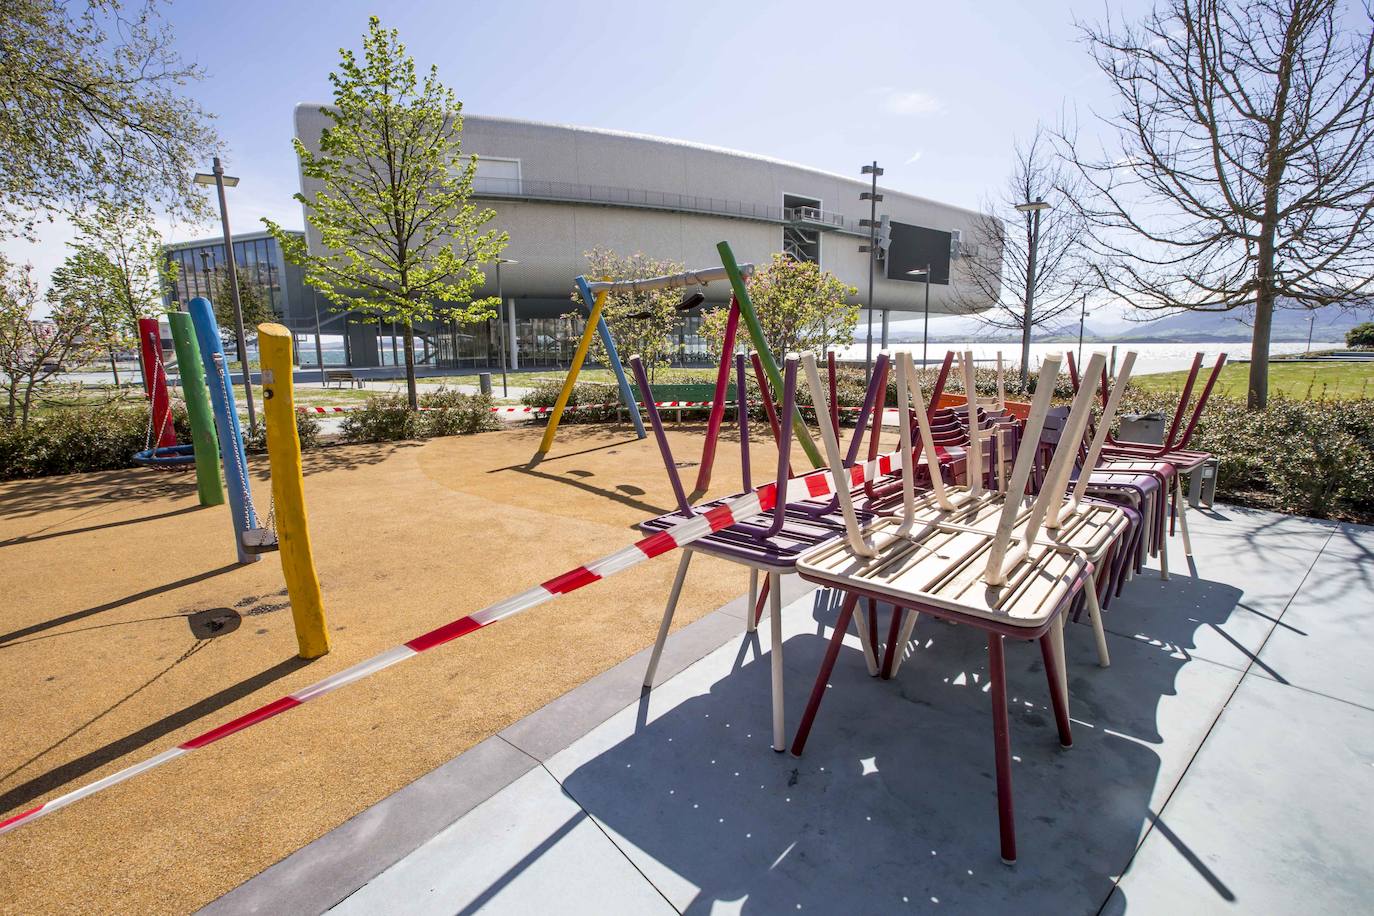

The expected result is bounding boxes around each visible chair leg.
[1175,476,1194,558]
[1158,485,1171,581]
[987,633,1017,865]
[881,606,904,679]
[768,570,785,752]
[1039,627,1073,749]
[1050,613,1068,707]
[752,573,770,629]
[852,598,881,677]
[1083,573,1111,668]
[867,598,881,675]
[888,607,922,678]
[747,568,759,634]
[644,551,692,688]
[790,592,859,756]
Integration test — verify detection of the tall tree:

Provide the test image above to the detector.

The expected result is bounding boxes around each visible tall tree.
[957,125,1095,383]
[50,201,175,386]
[211,270,276,347]
[0,257,100,427]
[0,0,219,238]
[267,17,508,409]
[565,249,685,381]
[699,254,859,360]
[1061,0,1374,408]
[47,247,131,384]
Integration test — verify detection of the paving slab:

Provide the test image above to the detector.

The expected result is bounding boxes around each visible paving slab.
[544,591,1244,914]
[1106,673,1374,915]
[1100,504,1334,674]
[1251,519,1374,707]
[329,767,676,916]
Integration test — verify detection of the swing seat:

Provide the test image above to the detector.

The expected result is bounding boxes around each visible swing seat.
[241,527,280,555]
[132,444,196,470]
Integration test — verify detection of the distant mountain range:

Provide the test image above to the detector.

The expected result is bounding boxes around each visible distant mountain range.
[889,297,1373,344]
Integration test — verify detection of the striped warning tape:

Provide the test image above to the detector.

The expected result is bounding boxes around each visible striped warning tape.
[0,439,970,837]
[296,401,885,416]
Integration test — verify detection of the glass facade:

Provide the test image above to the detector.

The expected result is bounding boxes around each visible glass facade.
[164,234,292,316]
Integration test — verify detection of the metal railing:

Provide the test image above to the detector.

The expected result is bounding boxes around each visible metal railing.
[471,176,863,234]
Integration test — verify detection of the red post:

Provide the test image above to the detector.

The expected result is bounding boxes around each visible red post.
[693,297,741,493]
[139,318,177,449]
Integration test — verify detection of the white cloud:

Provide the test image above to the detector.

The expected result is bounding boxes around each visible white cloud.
[904,150,925,165]
[881,89,945,116]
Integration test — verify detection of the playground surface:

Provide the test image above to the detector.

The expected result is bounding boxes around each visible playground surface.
[0,423,796,914]
[216,505,1374,915]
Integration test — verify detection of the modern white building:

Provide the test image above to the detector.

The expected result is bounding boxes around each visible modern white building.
[291,110,999,369]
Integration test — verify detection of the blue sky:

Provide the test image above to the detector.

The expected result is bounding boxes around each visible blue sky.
[6,0,1155,325]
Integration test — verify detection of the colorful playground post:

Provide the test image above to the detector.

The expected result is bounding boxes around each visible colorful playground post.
[536,286,610,458]
[575,275,645,439]
[188,297,262,565]
[716,241,823,468]
[257,322,331,659]
[692,296,740,493]
[138,318,178,450]
[167,312,224,507]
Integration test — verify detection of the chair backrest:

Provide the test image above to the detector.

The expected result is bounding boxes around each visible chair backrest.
[803,352,880,557]
[959,351,985,497]
[1055,350,1137,524]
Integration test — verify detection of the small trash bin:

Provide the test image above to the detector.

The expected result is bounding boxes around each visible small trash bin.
[478,372,492,396]
[1118,411,1166,445]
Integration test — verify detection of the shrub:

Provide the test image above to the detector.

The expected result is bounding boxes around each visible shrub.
[420,387,501,436]
[1347,322,1374,348]
[0,404,191,480]
[520,380,623,424]
[339,390,500,442]
[245,411,322,453]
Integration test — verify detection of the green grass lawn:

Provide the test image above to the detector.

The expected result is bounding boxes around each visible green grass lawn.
[1134,360,1374,400]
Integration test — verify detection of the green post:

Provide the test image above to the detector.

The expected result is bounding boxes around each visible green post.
[716,241,824,468]
[167,311,224,506]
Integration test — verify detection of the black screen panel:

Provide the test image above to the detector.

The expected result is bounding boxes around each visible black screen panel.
[885,222,951,284]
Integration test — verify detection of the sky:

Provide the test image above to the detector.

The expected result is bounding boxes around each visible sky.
[4,0,1158,328]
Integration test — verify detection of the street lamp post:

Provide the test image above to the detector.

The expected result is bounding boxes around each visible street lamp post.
[907,266,932,366]
[1077,293,1087,370]
[311,286,326,386]
[1014,198,1051,390]
[860,162,884,386]
[1306,312,1316,355]
[495,258,518,397]
[193,158,256,434]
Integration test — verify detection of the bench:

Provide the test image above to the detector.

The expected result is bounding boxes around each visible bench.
[631,382,736,423]
[324,370,367,389]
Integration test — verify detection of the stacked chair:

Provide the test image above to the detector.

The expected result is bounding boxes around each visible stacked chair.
[631,352,887,751]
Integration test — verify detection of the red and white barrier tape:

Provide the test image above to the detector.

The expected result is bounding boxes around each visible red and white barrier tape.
[298,400,884,416]
[0,440,960,836]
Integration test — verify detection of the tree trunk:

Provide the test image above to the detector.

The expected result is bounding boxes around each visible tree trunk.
[109,348,121,387]
[1018,320,1033,392]
[1248,275,1274,409]
[403,323,418,410]
[20,380,35,429]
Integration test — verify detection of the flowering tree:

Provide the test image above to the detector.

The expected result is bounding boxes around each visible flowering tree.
[565,249,685,381]
[700,254,858,359]
[0,257,99,427]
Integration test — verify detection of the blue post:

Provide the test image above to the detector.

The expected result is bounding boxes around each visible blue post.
[576,275,645,439]
[189,297,260,565]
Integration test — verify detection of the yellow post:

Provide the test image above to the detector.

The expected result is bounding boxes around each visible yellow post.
[257,322,331,659]
[536,288,608,457]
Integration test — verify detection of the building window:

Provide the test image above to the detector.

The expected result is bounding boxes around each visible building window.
[782,193,822,263]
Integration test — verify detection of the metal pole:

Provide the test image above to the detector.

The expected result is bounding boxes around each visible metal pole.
[1306,314,1315,354]
[863,162,879,386]
[497,260,508,396]
[211,157,256,435]
[1078,293,1086,370]
[312,286,325,385]
[1021,207,1041,391]
[922,263,931,366]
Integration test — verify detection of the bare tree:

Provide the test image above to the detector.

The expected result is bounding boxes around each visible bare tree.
[0,257,99,427]
[959,126,1095,384]
[1060,0,1374,408]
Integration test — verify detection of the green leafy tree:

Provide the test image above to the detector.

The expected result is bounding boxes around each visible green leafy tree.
[266,17,507,409]
[1348,322,1374,349]
[0,0,219,238]
[564,249,685,382]
[211,270,277,347]
[0,257,101,427]
[48,201,175,386]
[700,254,859,360]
